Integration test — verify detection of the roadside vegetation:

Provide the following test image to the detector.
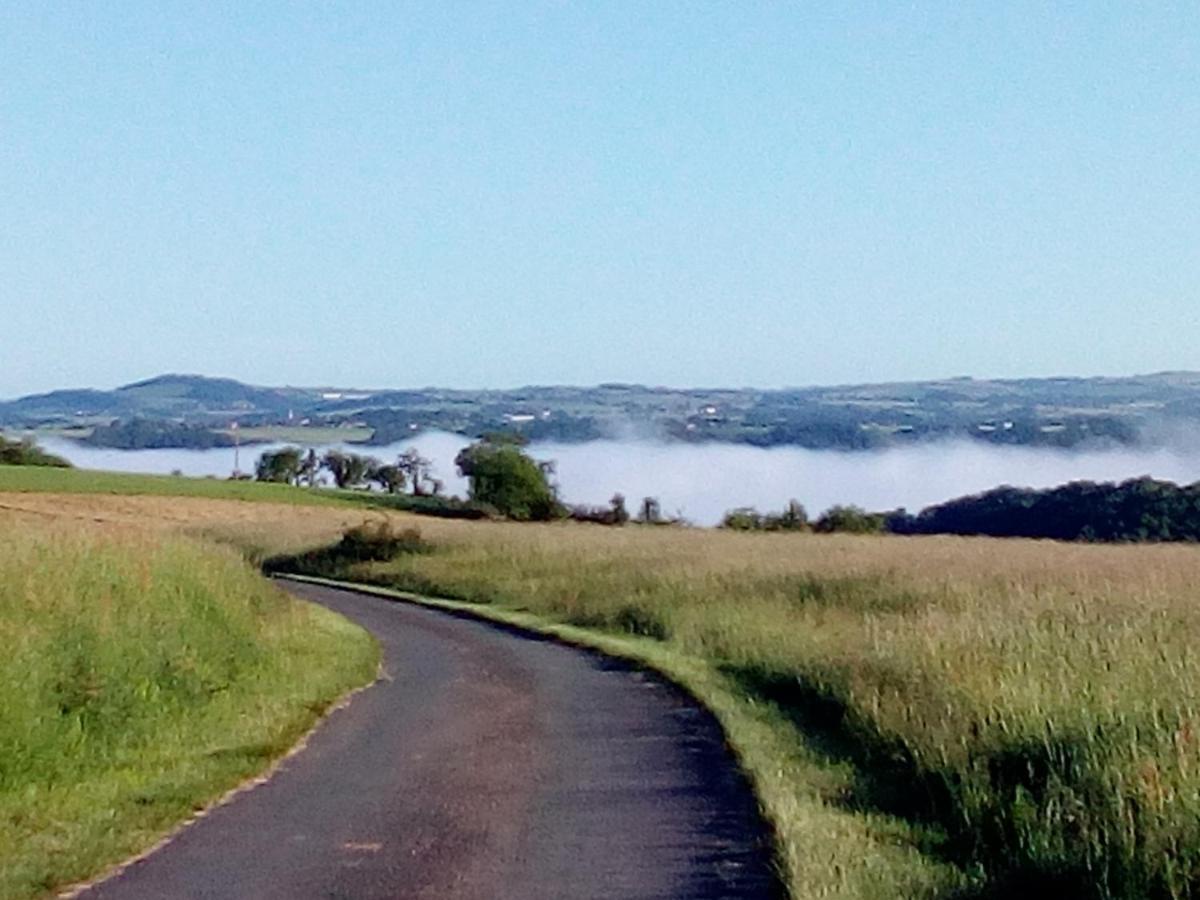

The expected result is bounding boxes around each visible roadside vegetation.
[9,461,1200,898]
[265,517,1200,900]
[0,517,377,899]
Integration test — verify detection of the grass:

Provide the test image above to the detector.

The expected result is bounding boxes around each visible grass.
[0,466,350,505]
[265,519,1200,900]
[0,517,378,899]
[9,486,1200,899]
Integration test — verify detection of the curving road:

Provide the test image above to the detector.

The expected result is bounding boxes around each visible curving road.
[79,579,782,900]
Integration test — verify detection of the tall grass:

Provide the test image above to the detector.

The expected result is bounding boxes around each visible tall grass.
[280,521,1200,899]
[11,488,1200,899]
[0,520,377,899]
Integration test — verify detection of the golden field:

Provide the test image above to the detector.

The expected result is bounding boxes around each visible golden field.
[6,485,1200,898]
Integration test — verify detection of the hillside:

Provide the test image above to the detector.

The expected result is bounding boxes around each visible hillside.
[4,371,1200,451]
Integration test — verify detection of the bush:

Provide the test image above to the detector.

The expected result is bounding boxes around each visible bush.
[262,521,427,575]
[0,436,71,468]
[722,507,764,530]
[813,505,886,534]
[337,521,427,561]
[722,500,808,532]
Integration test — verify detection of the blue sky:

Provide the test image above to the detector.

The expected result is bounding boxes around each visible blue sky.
[2,3,1197,397]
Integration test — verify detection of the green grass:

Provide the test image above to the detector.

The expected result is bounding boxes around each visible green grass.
[0,466,493,522]
[0,465,360,505]
[0,465,350,504]
[0,520,378,899]
[266,520,1200,900]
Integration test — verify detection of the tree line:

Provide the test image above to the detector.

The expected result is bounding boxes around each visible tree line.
[890,477,1200,542]
[255,446,443,495]
[722,478,1200,542]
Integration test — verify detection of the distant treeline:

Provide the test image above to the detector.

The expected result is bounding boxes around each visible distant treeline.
[83,419,239,450]
[0,436,71,467]
[724,477,1200,542]
[890,477,1200,542]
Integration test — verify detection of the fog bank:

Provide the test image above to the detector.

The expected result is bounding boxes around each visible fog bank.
[35,433,1200,526]
[531,438,1200,525]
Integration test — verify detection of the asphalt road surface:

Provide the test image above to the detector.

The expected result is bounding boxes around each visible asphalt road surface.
[80,579,782,900]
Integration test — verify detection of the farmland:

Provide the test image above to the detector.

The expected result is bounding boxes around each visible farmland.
[4,468,1200,898]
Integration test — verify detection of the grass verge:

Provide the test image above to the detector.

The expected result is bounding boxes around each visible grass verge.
[265,521,1200,900]
[0,520,378,900]
[268,565,969,900]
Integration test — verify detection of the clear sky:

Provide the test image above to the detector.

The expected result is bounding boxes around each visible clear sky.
[2,3,1197,398]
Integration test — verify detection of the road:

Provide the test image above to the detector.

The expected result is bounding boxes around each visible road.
[80,579,782,900]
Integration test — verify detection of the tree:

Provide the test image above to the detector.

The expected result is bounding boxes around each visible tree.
[369,462,406,494]
[610,493,629,525]
[638,496,662,524]
[298,448,320,487]
[454,438,559,521]
[322,450,374,489]
[255,447,303,484]
[776,499,808,530]
[397,448,434,495]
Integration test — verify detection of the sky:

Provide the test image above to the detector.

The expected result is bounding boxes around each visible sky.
[2,3,1197,398]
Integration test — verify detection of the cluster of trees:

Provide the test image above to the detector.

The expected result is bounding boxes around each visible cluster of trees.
[255,446,442,495]
[722,500,809,531]
[891,477,1200,542]
[565,494,683,526]
[0,436,71,467]
[721,501,886,534]
[721,478,1200,543]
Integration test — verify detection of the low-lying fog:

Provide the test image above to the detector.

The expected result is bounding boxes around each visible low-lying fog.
[36,433,1200,526]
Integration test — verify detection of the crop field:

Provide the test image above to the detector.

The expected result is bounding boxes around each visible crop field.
[0,510,377,899]
[5,471,1200,899]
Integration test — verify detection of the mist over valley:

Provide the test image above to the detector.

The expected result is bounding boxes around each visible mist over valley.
[33,431,1200,527]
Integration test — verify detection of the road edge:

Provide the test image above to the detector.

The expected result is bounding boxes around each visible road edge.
[54,608,384,899]
[273,572,792,898]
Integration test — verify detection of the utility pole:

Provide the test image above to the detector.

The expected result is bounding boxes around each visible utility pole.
[232,420,240,478]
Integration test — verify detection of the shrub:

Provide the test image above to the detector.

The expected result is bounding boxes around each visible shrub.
[0,436,71,468]
[812,505,886,534]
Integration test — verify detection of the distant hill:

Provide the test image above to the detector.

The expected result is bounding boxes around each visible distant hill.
[3,371,1200,451]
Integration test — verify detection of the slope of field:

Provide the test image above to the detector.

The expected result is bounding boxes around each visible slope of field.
[0,518,378,899]
[0,466,348,504]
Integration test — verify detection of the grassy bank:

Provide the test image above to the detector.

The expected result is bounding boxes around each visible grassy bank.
[0,465,350,505]
[0,519,378,899]
[269,520,1200,900]
[0,465,484,520]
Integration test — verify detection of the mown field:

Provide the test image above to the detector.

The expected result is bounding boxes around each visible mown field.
[0,502,377,898]
[6,467,1200,899]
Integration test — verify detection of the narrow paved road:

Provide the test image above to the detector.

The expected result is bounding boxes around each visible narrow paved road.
[81,580,782,900]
